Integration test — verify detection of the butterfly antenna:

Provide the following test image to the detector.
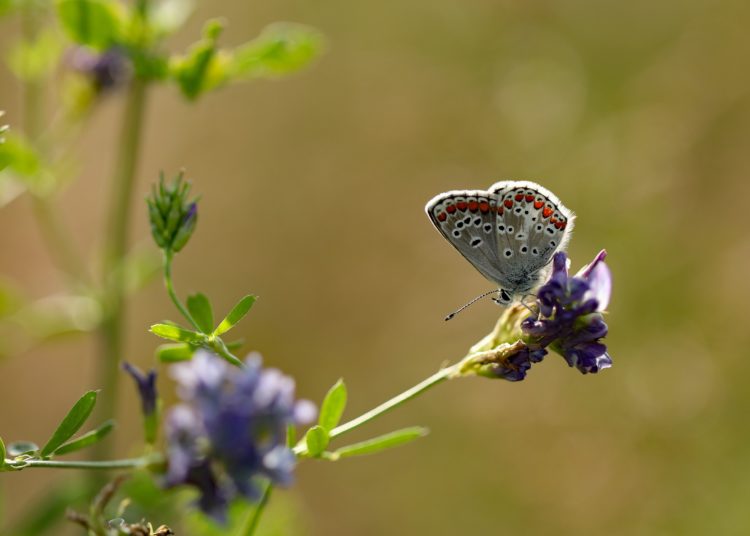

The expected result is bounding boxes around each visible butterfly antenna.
[444,290,499,321]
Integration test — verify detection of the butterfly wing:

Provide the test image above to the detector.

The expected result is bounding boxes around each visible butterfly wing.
[489,180,575,290]
[425,190,506,287]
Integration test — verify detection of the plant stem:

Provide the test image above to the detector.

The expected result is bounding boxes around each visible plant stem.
[3,454,160,471]
[20,4,87,286]
[95,74,149,458]
[20,4,43,143]
[242,481,273,536]
[294,362,461,456]
[30,198,89,286]
[163,250,200,330]
[330,364,459,438]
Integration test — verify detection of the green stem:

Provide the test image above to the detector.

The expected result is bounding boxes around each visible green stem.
[330,364,459,439]
[163,250,200,330]
[20,4,87,287]
[20,5,43,143]
[95,75,149,459]
[3,454,160,471]
[30,197,89,286]
[294,362,461,456]
[242,481,273,536]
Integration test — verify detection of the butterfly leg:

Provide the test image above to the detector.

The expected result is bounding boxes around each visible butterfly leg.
[519,294,540,319]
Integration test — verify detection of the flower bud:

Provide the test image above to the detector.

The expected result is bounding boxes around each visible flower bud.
[147,172,199,253]
[122,362,160,445]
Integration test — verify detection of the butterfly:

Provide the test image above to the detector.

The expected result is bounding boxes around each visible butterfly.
[426,180,574,315]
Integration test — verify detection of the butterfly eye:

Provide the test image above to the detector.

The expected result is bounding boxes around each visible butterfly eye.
[500,289,512,303]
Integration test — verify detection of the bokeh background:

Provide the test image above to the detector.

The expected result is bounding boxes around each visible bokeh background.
[2,0,750,534]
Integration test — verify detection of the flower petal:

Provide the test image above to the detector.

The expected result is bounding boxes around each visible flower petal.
[583,262,611,311]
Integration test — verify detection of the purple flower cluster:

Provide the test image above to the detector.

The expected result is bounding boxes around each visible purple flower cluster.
[164,351,316,521]
[69,47,130,91]
[482,250,612,382]
[521,249,613,376]
[487,346,548,382]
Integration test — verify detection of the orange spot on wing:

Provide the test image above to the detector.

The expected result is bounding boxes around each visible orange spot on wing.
[446,204,456,214]
[514,193,524,201]
[457,201,468,211]
[542,206,553,218]
[437,212,447,222]
[468,201,479,212]
[525,194,534,202]
[504,199,513,208]
[479,202,490,213]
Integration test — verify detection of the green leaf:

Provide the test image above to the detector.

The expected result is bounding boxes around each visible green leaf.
[52,419,114,456]
[304,425,329,458]
[6,441,39,456]
[225,339,244,350]
[231,22,325,80]
[169,18,228,100]
[206,338,244,367]
[318,379,347,432]
[15,293,101,340]
[0,436,6,467]
[0,131,42,178]
[156,342,194,362]
[187,292,213,333]
[40,390,98,458]
[6,29,63,82]
[331,427,428,460]
[55,0,124,50]
[214,295,256,336]
[149,323,203,343]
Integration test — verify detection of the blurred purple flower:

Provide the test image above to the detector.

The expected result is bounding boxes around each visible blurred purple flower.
[164,351,316,522]
[122,362,158,417]
[69,47,130,91]
[522,249,613,374]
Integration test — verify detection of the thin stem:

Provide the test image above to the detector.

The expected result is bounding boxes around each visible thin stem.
[20,4,87,286]
[330,364,459,439]
[20,4,43,143]
[242,481,273,536]
[163,250,200,330]
[4,455,159,471]
[294,362,461,456]
[95,74,149,459]
[30,197,89,286]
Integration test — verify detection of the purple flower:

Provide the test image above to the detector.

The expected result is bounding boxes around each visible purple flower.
[122,362,159,444]
[69,47,130,91]
[477,346,548,382]
[122,362,158,417]
[522,249,613,374]
[164,351,316,522]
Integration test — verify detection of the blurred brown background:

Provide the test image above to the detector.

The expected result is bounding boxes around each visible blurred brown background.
[2,0,750,534]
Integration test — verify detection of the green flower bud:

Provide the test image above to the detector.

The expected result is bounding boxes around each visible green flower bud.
[147,172,199,253]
